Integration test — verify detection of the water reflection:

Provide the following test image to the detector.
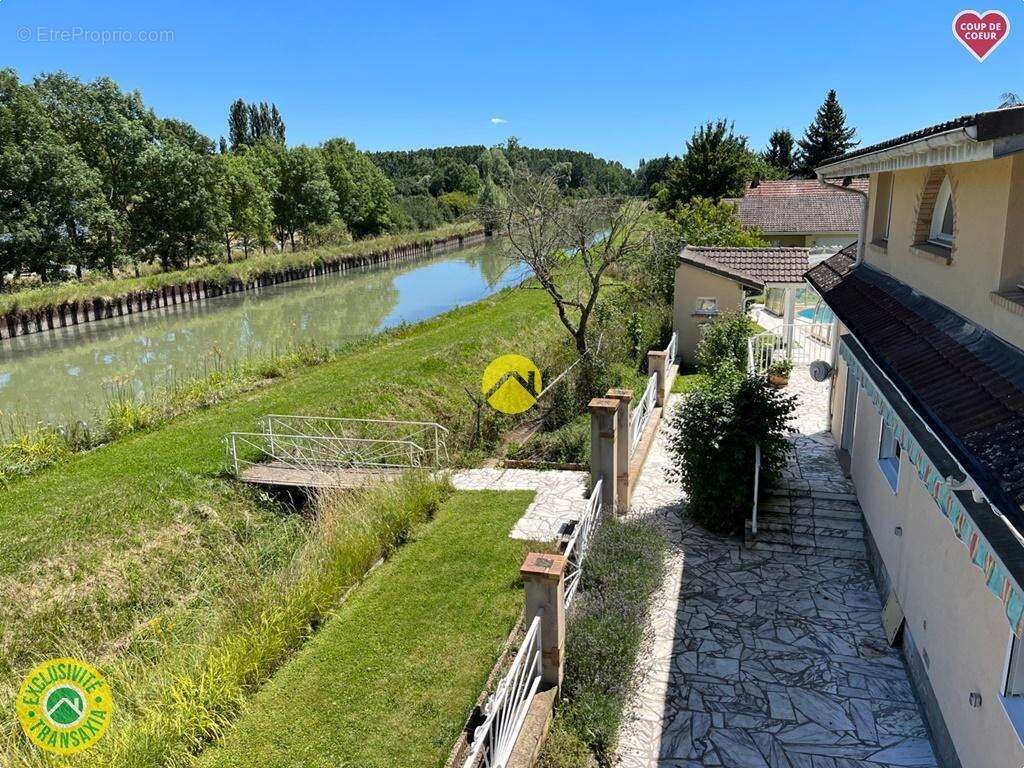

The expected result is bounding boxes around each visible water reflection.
[0,238,525,427]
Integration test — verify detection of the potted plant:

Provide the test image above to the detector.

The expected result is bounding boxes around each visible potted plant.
[768,358,793,388]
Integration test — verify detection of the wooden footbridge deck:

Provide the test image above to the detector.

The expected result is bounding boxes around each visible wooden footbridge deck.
[226,415,448,490]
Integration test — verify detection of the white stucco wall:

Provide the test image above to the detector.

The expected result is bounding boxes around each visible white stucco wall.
[834,355,1024,768]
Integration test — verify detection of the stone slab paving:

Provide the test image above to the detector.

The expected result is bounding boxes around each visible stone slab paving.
[449,467,588,541]
[616,378,940,768]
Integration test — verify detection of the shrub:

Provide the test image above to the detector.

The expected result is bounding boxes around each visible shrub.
[666,363,797,533]
[695,310,757,374]
[0,429,71,483]
[768,358,793,378]
[554,518,665,759]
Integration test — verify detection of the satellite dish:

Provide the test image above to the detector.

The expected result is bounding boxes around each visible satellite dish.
[809,360,834,382]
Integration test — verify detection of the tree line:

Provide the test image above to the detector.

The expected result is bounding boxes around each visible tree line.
[635,89,858,247]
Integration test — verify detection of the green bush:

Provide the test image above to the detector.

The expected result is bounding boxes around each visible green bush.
[554,518,665,759]
[537,719,592,768]
[695,310,758,373]
[666,363,796,533]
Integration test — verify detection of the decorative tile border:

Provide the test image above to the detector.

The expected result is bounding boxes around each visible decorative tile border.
[840,341,1024,636]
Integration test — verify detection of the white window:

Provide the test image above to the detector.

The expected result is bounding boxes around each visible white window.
[878,420,901,492]
[1003,634,1024,742]
[1005,635,1024,697]
[695,297,718,315]
[929,176,955,246]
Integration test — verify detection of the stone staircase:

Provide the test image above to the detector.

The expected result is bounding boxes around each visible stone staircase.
[745,476,868,561]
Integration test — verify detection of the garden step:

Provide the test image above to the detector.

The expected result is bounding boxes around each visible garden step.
[742,535,867,561]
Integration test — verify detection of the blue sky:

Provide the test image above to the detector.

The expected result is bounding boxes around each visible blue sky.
[4,0,1022,167]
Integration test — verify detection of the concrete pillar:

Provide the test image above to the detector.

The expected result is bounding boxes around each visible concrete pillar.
[521,552,567,689]
[647,350,668,407]
[605,389,633,512]
[783,286,797,354]
[588,397,618,512]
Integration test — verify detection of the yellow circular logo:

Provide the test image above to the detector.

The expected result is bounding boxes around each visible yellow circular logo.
[482,354,542,414]
[16,658,112,755]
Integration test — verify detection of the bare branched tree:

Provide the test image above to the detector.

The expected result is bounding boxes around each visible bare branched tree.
[490,168,650,359]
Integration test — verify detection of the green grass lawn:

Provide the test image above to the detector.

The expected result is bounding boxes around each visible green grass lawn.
[0,284,562,723]
[199,490,532,768]
[671,372,703,394]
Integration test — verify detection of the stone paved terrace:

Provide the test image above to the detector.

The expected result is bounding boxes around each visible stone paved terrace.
[615,369,940,768]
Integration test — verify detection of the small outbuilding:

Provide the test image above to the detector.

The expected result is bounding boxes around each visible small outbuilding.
[672,245,810,363]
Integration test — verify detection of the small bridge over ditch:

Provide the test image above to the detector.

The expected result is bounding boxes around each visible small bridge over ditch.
[225,415,449,489]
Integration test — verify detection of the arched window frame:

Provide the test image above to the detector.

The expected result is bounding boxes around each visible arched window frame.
[928,176,955,246]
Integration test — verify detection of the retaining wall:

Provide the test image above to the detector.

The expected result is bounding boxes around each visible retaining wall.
[0,230,487,341]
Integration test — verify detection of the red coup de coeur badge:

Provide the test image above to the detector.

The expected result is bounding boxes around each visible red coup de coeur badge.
[952,9,1010,61]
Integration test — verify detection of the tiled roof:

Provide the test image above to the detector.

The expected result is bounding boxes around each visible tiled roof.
[679,246,809,288]
[807,247,1024,525]
[724,179,866,234]
[818,105,1024,171]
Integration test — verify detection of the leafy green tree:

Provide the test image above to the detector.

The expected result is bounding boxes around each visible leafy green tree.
[430,158,481,196]
[657,120,753,209]
[673,197,767,247]
[272,146,338,250]
[0,69,114,280]
[220,153,273,258]
[320,138,394,237]
[763,129,795,176]
[34,72,160,275]
[477,175,507,235]
[795,90,858,177]
[134,144,227,270]
[395,194,444,230]
[228,98,250,150]
[476,147,513,188]
[438,190,475,220]
[159,117,216,154]
[635,155,675,198]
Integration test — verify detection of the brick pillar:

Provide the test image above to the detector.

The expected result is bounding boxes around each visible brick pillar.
[521,552,567,689]
[606,388,633,512]
[588,397,619,512]
[647,350,668,407]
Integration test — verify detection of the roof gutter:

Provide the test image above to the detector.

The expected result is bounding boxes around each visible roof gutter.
[815,175,868,267]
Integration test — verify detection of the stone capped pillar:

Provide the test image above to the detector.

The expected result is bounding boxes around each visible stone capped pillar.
[588,397,619,512]
[605,388,633,512]
[521,552,567,689]
[647,350,668,407]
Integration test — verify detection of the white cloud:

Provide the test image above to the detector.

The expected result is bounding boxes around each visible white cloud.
[490,117,507,124]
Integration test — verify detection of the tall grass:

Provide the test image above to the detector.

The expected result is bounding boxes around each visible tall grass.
[3,473,453,768]
[0,223,481,316]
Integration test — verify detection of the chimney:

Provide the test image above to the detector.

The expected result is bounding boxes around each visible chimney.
[751,174,761,188]
[842,176,852,187]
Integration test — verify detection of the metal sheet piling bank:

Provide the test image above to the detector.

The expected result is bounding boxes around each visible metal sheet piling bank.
[0,229,486,340]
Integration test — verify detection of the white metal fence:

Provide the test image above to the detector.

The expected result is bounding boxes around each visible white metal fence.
[665,331,677,365]
[564,479,603,609]
[463,480,604,768]
[747,323,834,375]
[226,415,449,477]
[462,616,544,768]
[629,373,658,456]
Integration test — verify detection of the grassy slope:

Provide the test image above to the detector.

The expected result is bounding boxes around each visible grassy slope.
[0,285,561,704]
[0,287,555,577]
[199,490,532,768]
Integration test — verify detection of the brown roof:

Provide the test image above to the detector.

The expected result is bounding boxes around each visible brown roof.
[724,178,867,234]
[807,247,1024,524]
[679,246,809,288]
[818,105,1024,171]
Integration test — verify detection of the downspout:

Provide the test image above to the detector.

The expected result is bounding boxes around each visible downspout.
[816,173,869,431]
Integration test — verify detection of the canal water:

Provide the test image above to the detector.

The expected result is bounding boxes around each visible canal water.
[0,237,526,429]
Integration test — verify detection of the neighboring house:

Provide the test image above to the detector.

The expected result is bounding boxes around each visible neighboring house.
[725,177,868,251]
[672,245,808,362]
[808,106,1024,768]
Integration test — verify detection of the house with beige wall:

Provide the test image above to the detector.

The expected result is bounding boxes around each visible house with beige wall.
[672,245,808,363]
[807,105,1024,768]
[725,178,867,250]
